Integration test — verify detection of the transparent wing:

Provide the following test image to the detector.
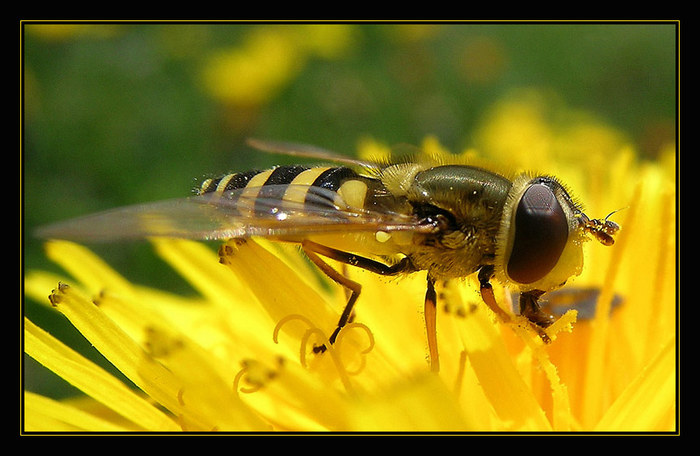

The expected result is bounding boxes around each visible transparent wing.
[35,184,429,243]
[246,138,381,169]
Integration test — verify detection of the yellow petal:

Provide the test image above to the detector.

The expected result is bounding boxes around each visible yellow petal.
[348,374,469,431]
[459,301,551,430]
[150,238,249,307]
[234,357,350,431]
[42,282,268,431]
[218,238,337,342]
[44,240,135,297]
[595,336,676,431]
[24,317,179,431]
[24,391,130,432]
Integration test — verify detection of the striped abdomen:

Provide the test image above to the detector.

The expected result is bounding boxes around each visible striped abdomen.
[198,165,392,214]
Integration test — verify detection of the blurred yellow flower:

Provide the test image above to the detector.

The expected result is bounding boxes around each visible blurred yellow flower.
[23,97,676,432]
[200,25,355,107]
[26,23,121,41]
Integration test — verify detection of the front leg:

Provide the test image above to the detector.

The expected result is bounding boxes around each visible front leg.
[477,265,553,343]
[519,290,554,343]
[477,265,513,323]
[519,289,555,328]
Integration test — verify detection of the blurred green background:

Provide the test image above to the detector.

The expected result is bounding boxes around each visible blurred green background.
[22,22,677,398]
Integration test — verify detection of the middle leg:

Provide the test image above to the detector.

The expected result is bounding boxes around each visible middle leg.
[301,240,415,353]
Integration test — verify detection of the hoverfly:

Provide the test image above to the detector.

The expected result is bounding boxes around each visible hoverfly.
[36,139,620,372]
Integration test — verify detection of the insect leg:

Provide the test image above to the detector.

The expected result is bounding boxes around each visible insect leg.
[301,240,415,353]
[478,265,553,343]
[302,246,361,352]
[477,265,513,323]
[424,276,439,373]
[519,290,554,343]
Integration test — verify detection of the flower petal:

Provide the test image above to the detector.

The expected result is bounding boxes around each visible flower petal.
[595,336,676,431]
[459,301,551,430]
[24,391,130,432]
[348,374,470,431]
[218,238,337,343]
[44,240,135,297]
[24,317,180,431]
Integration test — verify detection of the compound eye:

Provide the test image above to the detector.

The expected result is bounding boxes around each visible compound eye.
[507,183,569,284]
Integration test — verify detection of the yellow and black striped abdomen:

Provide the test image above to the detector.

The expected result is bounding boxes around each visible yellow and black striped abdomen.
[198,165,375,213]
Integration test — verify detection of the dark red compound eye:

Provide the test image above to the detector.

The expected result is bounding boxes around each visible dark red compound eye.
[507,183,569,284]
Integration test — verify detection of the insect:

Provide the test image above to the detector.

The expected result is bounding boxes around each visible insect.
[36,139,620,372]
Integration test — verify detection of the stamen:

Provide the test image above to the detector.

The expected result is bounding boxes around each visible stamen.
[48,282,70,306]
[319,338,354,394]
[454,350,468,399]
[177,388,186,406]
[298,327,332,368]
[143,326,185,358]
[92,289,107,306]
[272,314,333,368]
[272,314,316,344]
[233,359,284,395]
[177,414,187,432]
[272,314,375,393]
[439,280,478,318]
[333,322,375,376]
[217,239,248,265]
[233,367,260,395]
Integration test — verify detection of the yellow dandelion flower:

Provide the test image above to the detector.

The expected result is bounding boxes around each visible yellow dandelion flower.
[201,25,355,107]
[24,108,676,432]
[26,23,121,42]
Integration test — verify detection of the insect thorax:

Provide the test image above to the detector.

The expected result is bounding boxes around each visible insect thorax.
[403,165,512,279]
